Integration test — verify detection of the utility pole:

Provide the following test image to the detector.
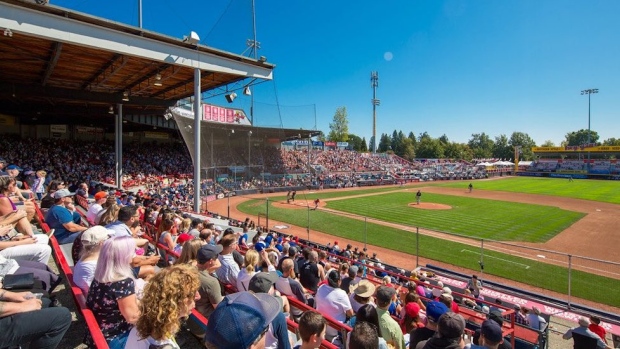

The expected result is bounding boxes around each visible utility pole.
[371,72,380,153]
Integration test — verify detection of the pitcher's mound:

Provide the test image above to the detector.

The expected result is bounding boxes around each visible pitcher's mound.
[273,200,327,210]
[408,202,452,210]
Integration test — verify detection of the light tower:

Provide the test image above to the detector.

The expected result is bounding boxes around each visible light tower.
[581,88,599,170]
[371,72,380,153]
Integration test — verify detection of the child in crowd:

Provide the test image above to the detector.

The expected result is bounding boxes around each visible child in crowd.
[294,311,326,349]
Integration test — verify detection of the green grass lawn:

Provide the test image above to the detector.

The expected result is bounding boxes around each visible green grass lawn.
[237,198,620,307]
[325,192,583,242]
[437,177,620,204]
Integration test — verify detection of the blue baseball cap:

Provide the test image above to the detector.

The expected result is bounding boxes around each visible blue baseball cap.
[425,301,449,323]
[205,291,281,349]
[6,165,22,171]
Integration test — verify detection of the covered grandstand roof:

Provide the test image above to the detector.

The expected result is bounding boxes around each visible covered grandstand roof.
[0,0,273,126]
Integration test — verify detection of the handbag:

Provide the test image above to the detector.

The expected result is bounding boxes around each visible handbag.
[2,273,35,290]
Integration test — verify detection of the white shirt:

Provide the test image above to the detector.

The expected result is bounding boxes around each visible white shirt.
[236,269,256,292]
[316,284,352,338]
[73,259,97,295]
[86,203,103,224]
[124,327,180,349]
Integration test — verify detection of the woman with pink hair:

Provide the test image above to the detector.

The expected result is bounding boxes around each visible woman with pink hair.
[86,236,140,348]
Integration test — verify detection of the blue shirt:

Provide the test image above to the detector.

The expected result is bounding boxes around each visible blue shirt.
[45,204,79,244]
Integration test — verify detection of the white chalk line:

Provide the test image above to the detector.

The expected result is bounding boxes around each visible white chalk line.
[461,249,531,269]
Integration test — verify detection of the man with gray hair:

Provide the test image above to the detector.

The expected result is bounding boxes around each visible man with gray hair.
[562,317,610,349]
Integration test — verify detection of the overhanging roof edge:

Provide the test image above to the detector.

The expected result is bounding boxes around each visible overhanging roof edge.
[0,1,274,80]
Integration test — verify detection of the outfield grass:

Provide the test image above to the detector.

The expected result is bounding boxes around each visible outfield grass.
[237,198,620,307]
[325,192,583,242]
[437,177,620,204]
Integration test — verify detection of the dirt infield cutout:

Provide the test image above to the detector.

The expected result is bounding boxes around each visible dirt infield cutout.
[408,202,452,210]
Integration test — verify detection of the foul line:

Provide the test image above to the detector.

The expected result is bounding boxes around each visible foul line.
[461,249,531,269]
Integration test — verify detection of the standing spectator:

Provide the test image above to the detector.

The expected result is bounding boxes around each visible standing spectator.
[205,291,282,349]
[589,315,608,344]
[466,274,483,298]
[526,306,547,331]
[315,270,354,341]
[562,317,609,349]
[124,264,200,348]
[375,286,406,349]
[32,170,47,200]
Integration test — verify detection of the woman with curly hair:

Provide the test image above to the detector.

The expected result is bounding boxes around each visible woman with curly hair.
[125,264,200,348]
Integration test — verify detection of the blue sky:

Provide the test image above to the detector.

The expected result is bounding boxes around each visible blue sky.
[53,0,619,145]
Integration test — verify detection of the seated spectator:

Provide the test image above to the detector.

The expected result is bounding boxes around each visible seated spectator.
[0,289,71,349]
[125,264,200,348]
[0,176,37,237]
[409,301,448,349]
[0,217,51,264]
[526,306,547,331]
[402,301,424,334]
[300,250,325,293]
[348,304,390,349]
[86,236,140,348]
[45,189,88,244]
[156,213,176,261]
[32,170,47,201]
[215,234,241,288]
[375,286,406,349]
[415,312,465,349]
[470,319,505,349]
[96,197,117,225]
[276,258,312,319]
[295,311,327,349]
[349,279,376,312]
[237,249,259,292]
[248,271,292,349]
[562,317,609,349]
[174,239,203,267]
[349,321,380,349]
[340,265,357,294]
[513,304,528,326]
[86,191,108,225]
[205,291,282,349]
[315,270,354,341]
[73,226,113,295]
[40,180,65,209]
[105,206,149,247]
[472,310,511,349]
[0,254,61,293]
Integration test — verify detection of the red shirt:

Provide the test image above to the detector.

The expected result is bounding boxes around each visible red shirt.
[588,323,607,341]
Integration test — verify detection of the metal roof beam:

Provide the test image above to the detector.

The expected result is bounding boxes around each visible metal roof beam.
[41,42,62,86]
[0,82,176,107]
[0,2,273,80]
[81,54,125,90]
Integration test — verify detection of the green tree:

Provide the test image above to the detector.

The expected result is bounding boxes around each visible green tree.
[565,129,599,146]
[416,137,445,159]
[438,134,450,145]
[540,140,556,147]
[492,134,512,160]
[509,132,537,160]
[327,107,349,142]
[377,133,391,152]
[468,133,494,159]
[407,131,418,147]
[603,138,620,146]
[347,134,363,151]
[361,137,368,152]
[399,137,416,160]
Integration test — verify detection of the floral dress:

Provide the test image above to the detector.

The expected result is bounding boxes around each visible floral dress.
[86,277,135,346]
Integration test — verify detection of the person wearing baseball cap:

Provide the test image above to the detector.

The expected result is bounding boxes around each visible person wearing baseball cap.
[73,226,114,295]
[86,191,108,225]
[205,291,281,349]
[248,271,291,349]
[409,300,449,349]
[45,189,87,244]
[416,311,466,349]
[470,319,505,349]
[375,285,406,349]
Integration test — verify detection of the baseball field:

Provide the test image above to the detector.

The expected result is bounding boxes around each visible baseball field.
[229,177,620,309]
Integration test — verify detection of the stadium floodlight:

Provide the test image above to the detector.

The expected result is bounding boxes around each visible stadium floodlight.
[183,31,200,45]
[225,92,237,103]
[243,86,252,96]
[581,88,599,171]
[259,56,267,62]
[154,73,162,87]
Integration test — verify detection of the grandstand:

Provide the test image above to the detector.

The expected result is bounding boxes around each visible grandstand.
[521,146,620,180]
